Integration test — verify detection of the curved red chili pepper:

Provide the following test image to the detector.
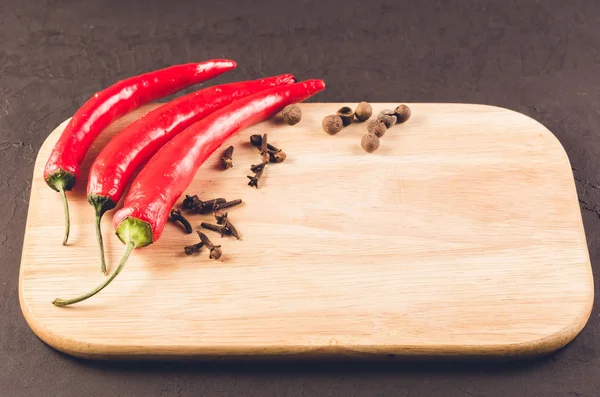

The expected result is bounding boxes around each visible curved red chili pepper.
[53,79,325,306]
[88,73,296,274]
[44,60,237,245]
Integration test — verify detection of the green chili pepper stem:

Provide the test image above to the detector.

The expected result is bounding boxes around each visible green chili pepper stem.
[52,217,153,307]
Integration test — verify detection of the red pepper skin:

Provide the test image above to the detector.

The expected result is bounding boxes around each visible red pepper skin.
[52,79,325,307]
[87,74,295,274]
[44,59,236,245]
[45,60,236,184]
[88,74,295,208]
[114,79,325,243]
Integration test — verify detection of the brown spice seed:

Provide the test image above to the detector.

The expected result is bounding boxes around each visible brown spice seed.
[355,102,373,122]
[394,104,411,123]
[282,105,302,125]
[336,106,354,126]
[322,115,343,135]
[361,133,380,153]
[367,120,387,138]
[377,110,397,128]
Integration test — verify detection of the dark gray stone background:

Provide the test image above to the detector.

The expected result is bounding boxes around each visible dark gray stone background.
[2,0,600,395]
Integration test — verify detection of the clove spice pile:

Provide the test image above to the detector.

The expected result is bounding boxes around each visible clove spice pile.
[247,133,287,188]
[172,194,243,259]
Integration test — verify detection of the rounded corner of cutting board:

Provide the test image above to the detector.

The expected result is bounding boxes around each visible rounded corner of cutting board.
[468,103,571,159]
[18,281,100,360]
[512,289,593,357]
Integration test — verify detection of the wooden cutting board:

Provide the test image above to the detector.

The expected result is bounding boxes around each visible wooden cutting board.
[19,103,593,360]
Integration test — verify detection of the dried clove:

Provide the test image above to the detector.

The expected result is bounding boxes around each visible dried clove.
[221,145,234,169]
[170,209,193,234]
[282,105,302,125]
[249,134,286,163]
[182,195,226,213]
[250,160,268,173]
[213,198,243,212]
[249,134,281,153]
[184,242,203,256]
[214,210,240,240]
[259,133,270,163]
[248,134,269,188]
[214,210,228,224]
[355,102,373,122]
[197,230,222,260]
[269,150,287,163]
[182,194,200,210]
[336,106,355,126]
[247,164,265,188]
[200,222,229,237]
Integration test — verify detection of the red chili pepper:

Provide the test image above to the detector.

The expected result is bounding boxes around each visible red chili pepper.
[88,74,296,274]
[52,79,325,306]
[44,60,237,245]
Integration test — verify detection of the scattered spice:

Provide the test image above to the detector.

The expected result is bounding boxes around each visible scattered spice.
[182,195,226,213]
[248,162,266,188]
[259,133,270,163]
[213,199,243,212]
[355,102,373,122]
[361,133,380,153]
[250,134,276,151]
[367,120,387,138]
[248,134,270,188]
[377,109,397,128]
[282,105,302,125]
[394,104,411,123]
[250,160,268,173]
[269,150,286,163]
[184,242,203,256]
[214,210,228,224]
[336,106,354,126]
[215,210,240,240]
[322,115,343,135]
[197,230,222,259]
[220,145,234,169]
[201,222,229,237]
[169,209,193,234]
[249,134,287,163]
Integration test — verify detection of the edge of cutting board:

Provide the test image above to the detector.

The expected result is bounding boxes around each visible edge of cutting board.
[19,102,594,360]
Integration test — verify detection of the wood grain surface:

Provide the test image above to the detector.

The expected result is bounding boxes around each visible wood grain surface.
[18,103,593,359]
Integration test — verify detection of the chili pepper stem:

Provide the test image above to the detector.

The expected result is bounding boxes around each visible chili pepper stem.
[45,169,76,245]
[52,241,134,307]
[52,216,153,307]
[95,213,107,274]
[88,194,117,274]
[59,187,70,245]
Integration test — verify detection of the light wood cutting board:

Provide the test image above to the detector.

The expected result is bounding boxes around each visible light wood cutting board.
[19,103,593,360]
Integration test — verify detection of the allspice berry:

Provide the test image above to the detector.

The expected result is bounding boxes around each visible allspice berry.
[394,104,411,123]
[282,105,302,125]
[322,115,344,135]
[377,109,397,128]
[367,120,387,138]
[361,133,380,153]
[355,102,373,122]
[336,106,354,126]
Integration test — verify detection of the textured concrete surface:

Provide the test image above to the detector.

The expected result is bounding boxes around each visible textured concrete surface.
[2,0,600,395]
